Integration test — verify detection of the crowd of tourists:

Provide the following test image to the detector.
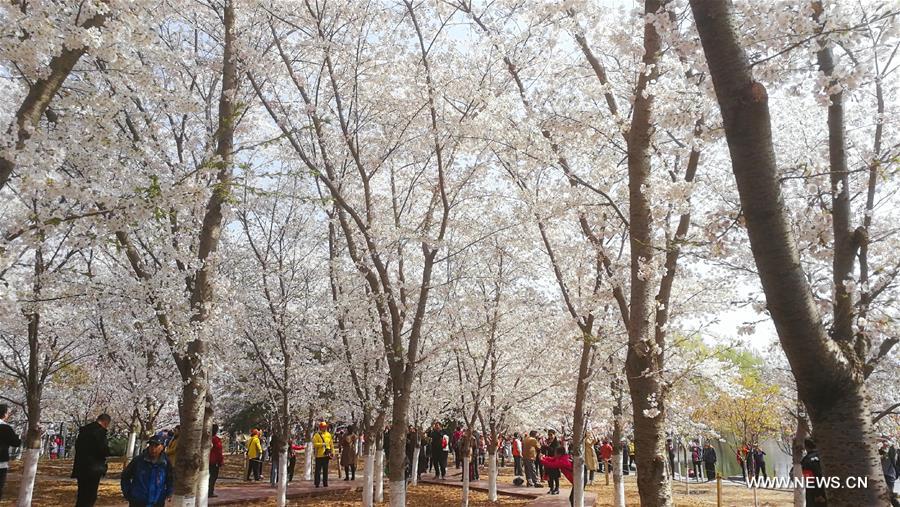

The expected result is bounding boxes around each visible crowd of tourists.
[0,405,898,506]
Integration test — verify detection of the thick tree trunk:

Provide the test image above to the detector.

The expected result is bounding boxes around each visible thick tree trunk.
[17,250,43,507]
[626,375,670,506]
[689,1,891,504]
[172,369,209,507]
[623,1,673,505]
[387,390,409,507]
[171,0,236,502]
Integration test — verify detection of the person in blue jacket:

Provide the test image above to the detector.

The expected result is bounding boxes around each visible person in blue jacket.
[121,436,173,507]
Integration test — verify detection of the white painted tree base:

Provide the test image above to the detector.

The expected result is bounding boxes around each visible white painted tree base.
[363,451,376,507]
[16,448,40,507]
[375,450,384,502]
[304,441,313,481]
[389,480,406,507]
[410,447,420,486]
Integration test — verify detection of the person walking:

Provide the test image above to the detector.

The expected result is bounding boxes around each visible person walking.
[418,432,431,481]
[342,425,359,480]
[287,438,300,482]
[452,426,464,469]
[0,405,21,501]
[246,429,263,481]
[880,441,900,507]
[736,443,748,480]
[523,430,542,488]
[72,413,111,507]
[801,438,826,506]
[120,436,173,507]
[208,424,224,497]
[690,441,703,481]
[512,432,523,477]
[666,438,676,479]
[428,421,449,480]
[702,443,717,482]
[583,432,598,485]
[599,440,613,474]
[751,444,767,479]
[627,439,636,471]
[312,421,333,487]
[542,430,562,494]
[269,432,283,487]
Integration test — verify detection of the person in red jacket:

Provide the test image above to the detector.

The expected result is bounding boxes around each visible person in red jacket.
[599,440,613,473]
[208,424,224,498]
[541,448,577,506]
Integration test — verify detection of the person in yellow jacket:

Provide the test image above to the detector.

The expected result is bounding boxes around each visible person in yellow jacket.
[165,426,179,467]
[312,421,334,487]
[246,429,263,481]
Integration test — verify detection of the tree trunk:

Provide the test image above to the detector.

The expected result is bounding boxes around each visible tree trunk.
[125,430,137,464]
[410,445,420,486]
[363,444,376,507]
[0,12,107,191]
[689,1,892,504]
[17,248,43,507]
[487,451,497,501]
[305,437,314,481]
[172,369,209,507]
[387,391,409,507]
[571,332,593,507]
[195,395,213,507]
[375,436,385,503]
[276,448,288,507]
[626,374,670,506]
[623,1,673,505]
[461,456,470,507]
[612,377,627,507]
[171,0,236,502]
[612,442,626,507]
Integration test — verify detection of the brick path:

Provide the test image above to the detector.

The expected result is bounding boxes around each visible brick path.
[420,470,597,506]
[206,478,360,505]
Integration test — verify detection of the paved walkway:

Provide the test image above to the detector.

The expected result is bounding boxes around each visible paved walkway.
[206,478,360,505]
[420,470,597,506]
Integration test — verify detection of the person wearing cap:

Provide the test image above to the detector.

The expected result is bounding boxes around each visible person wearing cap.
[120,436,173,507]
[312,421,334,487]
[246,428,263,481]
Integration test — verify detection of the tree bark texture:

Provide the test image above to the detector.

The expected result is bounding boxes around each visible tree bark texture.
[689,1,891,504]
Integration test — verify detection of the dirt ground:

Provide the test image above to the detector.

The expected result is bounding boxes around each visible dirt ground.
[585,475,792,506]
[0,458,795,506]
